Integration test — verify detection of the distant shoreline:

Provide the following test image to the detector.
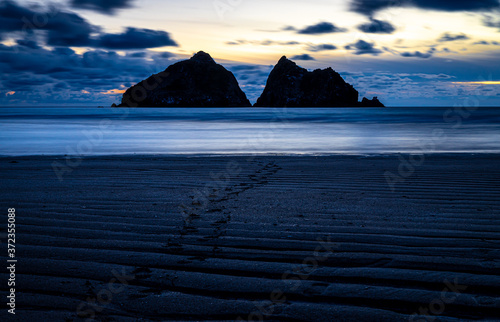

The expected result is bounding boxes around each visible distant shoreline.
[2,152,500,158]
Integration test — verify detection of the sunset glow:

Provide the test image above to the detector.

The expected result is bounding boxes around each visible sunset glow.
[101,89,127,95]
[453,81,500,85]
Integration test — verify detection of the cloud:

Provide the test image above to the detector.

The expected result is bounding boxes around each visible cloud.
[400,51,433,59]
[0,0,40,33]
[473,40,500,45]
[483,14,500,30]
[153,52,176,59]
[306,44,337,52]
[349,0,393,16]
[290,54,316,60]
[227,64,273,104]
[342,70,500,106]
[345,40,383,55]
[411,73,455,79]
[16,39,40,49]
[0,1,178,49]
[45,16,98,47]
[391,46,454,58]
[225,39,301,46]
[70,0,134,15]
[350,0,500,16]
[94,27,178,49]
[296,22,347,34]
[0,41,178,105]
[437,33,469,42]
[0,0,98,47]
[127,52,147,58]
[358,19,395,34]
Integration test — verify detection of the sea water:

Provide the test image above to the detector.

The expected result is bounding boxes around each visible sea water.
[1,107,499,155]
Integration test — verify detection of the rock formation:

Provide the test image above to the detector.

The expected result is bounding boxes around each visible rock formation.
[119,51,251,107]
[254,56,384,107]
[360,96,384,107]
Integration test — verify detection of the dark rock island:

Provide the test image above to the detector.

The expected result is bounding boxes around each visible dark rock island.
[254,56,384,107]
[360,96,384,107]
[119,51,251,107]
[118,52,384,108]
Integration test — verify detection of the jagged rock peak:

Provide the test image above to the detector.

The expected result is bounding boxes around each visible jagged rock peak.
[275,56,302,70]
[118,51,251,107]
[277,56,293,64]
[255,56,359,107]
[254,56,385,107]
[191,51,216,64]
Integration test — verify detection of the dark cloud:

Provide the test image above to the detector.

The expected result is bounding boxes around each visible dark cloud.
[296,22,347,34]
[228,65,265,72]
[154,52,176,59]
[349,0,395,16]
[16,39,40,49]
[438,33,469,42]
[94,27,178,49]
[483,14,500,30]
[350,0,500,16]
[127,52,147,58]
[290,54,316,60]
[473,40,500,45]
[400,51,433,58]
[484,20,500,28]
[307,44,337,52]
[358,19,395,34]
[345,40,383,55]
[4,73,54,89]
[0,0,34,32]
[45,13,98,47]
[70,0,134,15]
[0,1,178,49]
[0,0,98,47]
[81,50,121,68]
[0,41,179,105]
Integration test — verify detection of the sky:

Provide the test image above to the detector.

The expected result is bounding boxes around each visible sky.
[0,0,499,106]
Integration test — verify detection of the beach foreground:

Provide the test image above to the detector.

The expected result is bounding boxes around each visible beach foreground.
[1,155,499,321]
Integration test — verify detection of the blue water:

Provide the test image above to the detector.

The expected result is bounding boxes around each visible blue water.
[0,107,499,156]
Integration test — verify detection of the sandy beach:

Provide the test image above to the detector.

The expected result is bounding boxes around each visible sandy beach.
[1,154,499,321]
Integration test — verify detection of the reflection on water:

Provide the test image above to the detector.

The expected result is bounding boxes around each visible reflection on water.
[0,107,499,155]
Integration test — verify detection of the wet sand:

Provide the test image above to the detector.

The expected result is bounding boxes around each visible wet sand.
[1,154,499,321]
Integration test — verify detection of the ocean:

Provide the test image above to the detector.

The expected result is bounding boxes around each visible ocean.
[1,106,499,156]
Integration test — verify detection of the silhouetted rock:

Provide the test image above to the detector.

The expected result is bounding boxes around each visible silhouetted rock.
[254,56,384,107]
[111,103,117,107]
[360,96,385,107]
[119,51,251,107]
